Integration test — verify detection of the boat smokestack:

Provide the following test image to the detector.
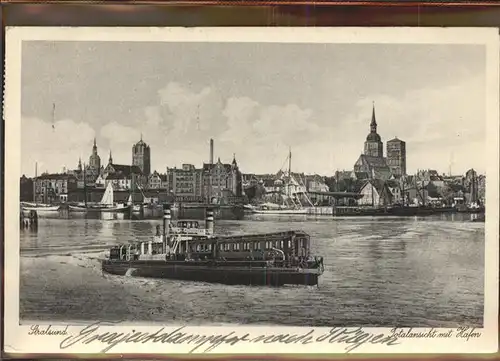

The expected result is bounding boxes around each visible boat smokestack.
[162,204,171,250]
[210,138,214,165]
[205,207,214,236]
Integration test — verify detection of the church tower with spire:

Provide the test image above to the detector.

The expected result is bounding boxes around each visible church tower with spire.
[363,103,384,158]
[88,137,101,170]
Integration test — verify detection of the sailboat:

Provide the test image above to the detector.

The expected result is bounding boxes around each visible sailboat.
[69,182,130,213]
[249,149,312,215]
[21,162,60,213]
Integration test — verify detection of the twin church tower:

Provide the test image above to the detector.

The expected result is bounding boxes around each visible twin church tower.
[354,103,407,179]
[81,135,151,180]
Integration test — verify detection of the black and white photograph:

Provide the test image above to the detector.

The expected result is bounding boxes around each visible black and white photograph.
[4,27,499,354]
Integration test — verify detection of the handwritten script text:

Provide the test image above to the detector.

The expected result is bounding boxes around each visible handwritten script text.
[58,322,400,353]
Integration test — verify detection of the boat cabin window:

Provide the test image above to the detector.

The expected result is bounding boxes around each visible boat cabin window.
[176,221,200,229]
[151,243,163,255]
[196,243,210,252]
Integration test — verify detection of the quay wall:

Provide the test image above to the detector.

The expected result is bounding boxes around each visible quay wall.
[305,206,333,215]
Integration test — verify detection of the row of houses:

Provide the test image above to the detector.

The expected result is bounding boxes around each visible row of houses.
[330,168,485,207]
[241,168,485,207]
[20,156,244,205]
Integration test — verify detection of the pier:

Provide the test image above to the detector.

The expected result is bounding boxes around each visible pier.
[20,210,38,230]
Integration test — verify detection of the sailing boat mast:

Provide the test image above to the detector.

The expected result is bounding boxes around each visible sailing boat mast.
[34,162,38,205]
[83,163,87,207]
[401,176,406,206]
[288,147,292,197]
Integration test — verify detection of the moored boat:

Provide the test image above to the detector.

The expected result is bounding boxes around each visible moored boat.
[389,205,435,216]
[69,182,131,213]
[332,206,392,217]
[22,162,60,214]
[101,205,325,286]
[21,203,60,213]
[69,203,130,213]
[249,203,309,215]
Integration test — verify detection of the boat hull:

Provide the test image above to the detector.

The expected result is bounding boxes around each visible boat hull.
[388,206,435,216]
[101,259,320,286]
[22,206,60,213]
[250,209,308,215]
[69,205,131,213]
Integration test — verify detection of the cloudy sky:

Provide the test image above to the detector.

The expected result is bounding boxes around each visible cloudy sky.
[21,41,486,177]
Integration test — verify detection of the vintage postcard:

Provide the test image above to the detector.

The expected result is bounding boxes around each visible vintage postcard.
[4,26,499,355]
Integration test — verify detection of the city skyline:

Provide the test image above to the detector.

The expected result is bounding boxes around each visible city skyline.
[21,41,486,177]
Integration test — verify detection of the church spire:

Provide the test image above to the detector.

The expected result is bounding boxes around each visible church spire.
[93,137,97,148]
[370,101,377,133]
[232,153,237,166]
[108,150,113,164]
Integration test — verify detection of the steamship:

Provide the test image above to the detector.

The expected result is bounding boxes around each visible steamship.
[101,204,325,286]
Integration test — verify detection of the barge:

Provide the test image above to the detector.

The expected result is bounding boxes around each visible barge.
[101,205,325,286]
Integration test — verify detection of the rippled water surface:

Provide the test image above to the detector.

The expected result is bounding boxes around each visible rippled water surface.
[20,213,484,327]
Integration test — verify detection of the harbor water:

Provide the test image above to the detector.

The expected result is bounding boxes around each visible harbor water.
[20,213,484,327]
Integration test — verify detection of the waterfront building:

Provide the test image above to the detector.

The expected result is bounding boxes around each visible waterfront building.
[102,150,144,190]
[68,157,100,188]
[95,174,106,188]
[386,179,402,205]
[165,142,243,204]
[34,173,78,203]
[464,168,479,204]
[104,173,134,191]
[202,155,243,203]
[20,175,34,202]
[132,135,151,177]
[305,175,329,193]
[149,170,168,189]
[241,173,260,189]
[416,169,441,182]
[357,179,392,207]
[477,174,486,204]
[386,137,407,177]
[167,164,204,202]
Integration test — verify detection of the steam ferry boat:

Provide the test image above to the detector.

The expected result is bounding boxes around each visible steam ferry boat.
[101,205,325,286]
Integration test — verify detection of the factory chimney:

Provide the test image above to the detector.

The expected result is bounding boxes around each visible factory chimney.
[210,138,214,165]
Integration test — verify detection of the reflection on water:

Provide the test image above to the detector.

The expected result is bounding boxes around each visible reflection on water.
[20,213,484,327]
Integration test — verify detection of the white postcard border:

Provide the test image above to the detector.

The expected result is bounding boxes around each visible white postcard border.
[4,26,499,355]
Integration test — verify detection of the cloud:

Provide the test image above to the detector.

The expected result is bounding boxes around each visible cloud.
[21,116,96,176]
[97,82,321,174]
[98,82,225,170]
[41,72,485,177]
[217,97,320,173]
[101,121,138,144]
[143,82,224,140]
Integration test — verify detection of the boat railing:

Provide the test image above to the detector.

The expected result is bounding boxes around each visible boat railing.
[270,247,286,261]
[170,227,207,236]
